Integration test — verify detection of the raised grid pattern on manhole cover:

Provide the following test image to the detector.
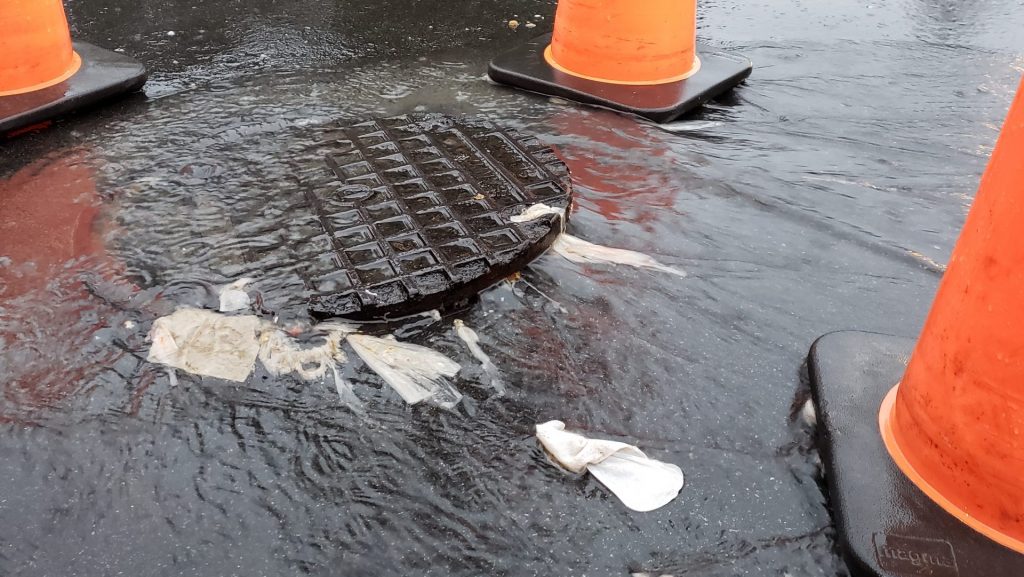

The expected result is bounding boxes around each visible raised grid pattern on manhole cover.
[289,114,572,319]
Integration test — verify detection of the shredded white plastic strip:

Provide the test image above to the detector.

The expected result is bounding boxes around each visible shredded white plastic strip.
[257,328,348,380]
[347,334,463,408]
[218,278,252,312]
[508,275,568,314]
[453,320,505,395]
[258,322,362,407]
[147,308,262,382]
[659,120,722,133]
[329,364,362,410]
[511,203,565,223]
[535,420,684,512]
[552,234,686,277]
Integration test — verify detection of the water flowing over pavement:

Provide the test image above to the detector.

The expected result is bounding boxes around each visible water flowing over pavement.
[2,0,1023,575]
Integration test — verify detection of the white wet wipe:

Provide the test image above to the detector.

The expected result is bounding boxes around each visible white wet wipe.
[259,322,361,407]
[535,420,684,512]
[510,203,565,223]
[147,309,356,397]
[512,203,684,277]
[146,305,466,410]
[347,334,463,409]
[552,234,686,277]
[147,308,262,382]
[453,320,505,394]
[258,323,353,380]
[218,278,252,312]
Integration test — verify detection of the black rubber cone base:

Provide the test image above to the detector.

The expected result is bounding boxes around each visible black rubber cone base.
[294,114,572,320]
[0,42,147,136]
[807,331,1024,577]
[488,34,751,123]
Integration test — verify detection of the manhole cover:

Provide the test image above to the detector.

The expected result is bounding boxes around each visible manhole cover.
[288,114,572,319]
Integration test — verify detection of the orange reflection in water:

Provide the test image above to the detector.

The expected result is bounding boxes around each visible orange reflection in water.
[0,152,144,423]
[0,152,102,295]
[548,111,684,227]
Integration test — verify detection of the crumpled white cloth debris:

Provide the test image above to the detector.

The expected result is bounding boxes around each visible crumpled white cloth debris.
[147,308,263,382]
[552,234,686,277]
[347,333,463,409]
[535,420,684,512]
[218,278,252,312]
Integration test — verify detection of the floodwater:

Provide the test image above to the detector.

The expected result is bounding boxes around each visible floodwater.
[2,0,1023,575]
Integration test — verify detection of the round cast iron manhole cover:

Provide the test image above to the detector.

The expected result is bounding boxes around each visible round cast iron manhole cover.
[289,114,572,319]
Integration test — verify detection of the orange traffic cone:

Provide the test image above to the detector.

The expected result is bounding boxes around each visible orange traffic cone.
[0,0,147,137]
[879,78,1024,554]
[489,0,750,123]
[0,0,82,97]
[807,77,1024,576]
[545,0,700,86]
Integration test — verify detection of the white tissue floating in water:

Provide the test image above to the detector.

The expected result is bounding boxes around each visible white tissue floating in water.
[453,320,505,395]
[147,308,262,382]
[257,322,363,407]
[218,278,253,312]
[347,334,463,409]
[258,326,348,380]
[148,305,468,412]
[511,203,565,224]
[552,234,686,277]
[148,308,360,407]
[535,420,684,512]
